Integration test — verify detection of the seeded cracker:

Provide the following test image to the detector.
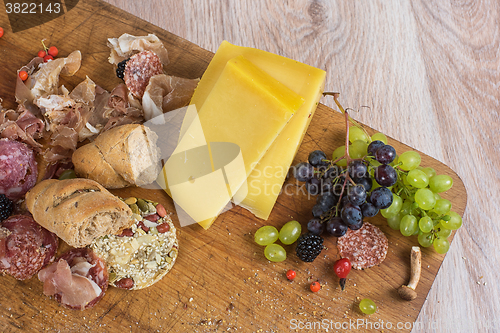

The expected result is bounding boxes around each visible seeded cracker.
[90,198,178,290]
[337,222,388,270]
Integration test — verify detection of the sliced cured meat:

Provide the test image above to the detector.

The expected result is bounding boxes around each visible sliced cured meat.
[101,84,144,132]
[42,161,74,180]
[38,248,108,310]
[142,74,199,120]
[34,77,110,164]
[76,82,111,142]
[107,33,169,67]
[0,215,58,280]
[15,57,45,117]
[15,51,81,117]
[0,139,38,201]
[0,106,44,150]
[123,51,163,98]
[337,222,388,270]
[107,83,130,113]
[29,51,82,101]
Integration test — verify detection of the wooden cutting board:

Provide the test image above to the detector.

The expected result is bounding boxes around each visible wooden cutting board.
[0,1,466,332]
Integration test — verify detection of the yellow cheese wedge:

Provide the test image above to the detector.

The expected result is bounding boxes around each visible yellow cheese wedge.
[159,55,304,228]
[191,41,326,221]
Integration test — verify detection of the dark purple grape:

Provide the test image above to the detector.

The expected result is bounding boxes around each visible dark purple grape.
[370,187,393,209]
[326,217,348,237]
[312,204,327,218]
[375,145,396,164]
[354,176,373,192]
[341,202,362,227]
[347,218,363,230]
[305,177,322,195]
[348,160,368,179]
[347,185,367,206]
[367,140,385,156]
[308,150,328,167]
[307,218,324,236]
[374,164,398,187]
[317,192,337,209]
[340,194,350,208]
[361,202,379,217]
[323,165,341,179]
[294,162,315,182]
[321,177,334,193]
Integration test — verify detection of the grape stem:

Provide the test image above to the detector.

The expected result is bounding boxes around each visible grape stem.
[323,94,368,217]
[330,95,354,214]
[344,109,351,167]
[324,92,373,142]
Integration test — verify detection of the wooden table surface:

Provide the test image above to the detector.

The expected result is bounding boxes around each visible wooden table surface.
[100,1,499,332]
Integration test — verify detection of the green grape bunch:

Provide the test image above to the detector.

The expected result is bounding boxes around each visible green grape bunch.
[293,94,461,256]
[374,147,461,254]
[295,120,461,254]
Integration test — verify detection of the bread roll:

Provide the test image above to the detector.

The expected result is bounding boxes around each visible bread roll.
[72,124,161,189]
[25,178,133,248]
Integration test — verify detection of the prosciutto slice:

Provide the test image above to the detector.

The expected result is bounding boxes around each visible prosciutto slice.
[0,106,44,150]
[101,84,144,131]
[142,74,199,120]
[15,51,81,116]
[38,259,101,309]
[38,248,108,310]
[34,77,110,164]
[29,51,82,101]
[107,33,169,67]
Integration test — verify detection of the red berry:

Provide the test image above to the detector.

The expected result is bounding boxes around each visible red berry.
[43,55,53,62]
[333,258,351,278]
[48,46,58,57]
[18,70,28,81]
[37,50,46,58]
[310,281,321,292]
[286,269,296,281]
[333,258,352,291]
[0,27,4,38]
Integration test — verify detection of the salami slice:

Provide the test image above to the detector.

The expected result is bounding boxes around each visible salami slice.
[123,50,163,98]
[337,222,388,270]
[38,248,109,310]
[0,215,58,280]
[0,139,38,201]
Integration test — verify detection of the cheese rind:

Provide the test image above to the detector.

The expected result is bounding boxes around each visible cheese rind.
[191,41,326,221]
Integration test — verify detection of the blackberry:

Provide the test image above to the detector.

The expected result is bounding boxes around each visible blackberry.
[295,233,324,262]
[0,194,13,222]
[116,58,130,79]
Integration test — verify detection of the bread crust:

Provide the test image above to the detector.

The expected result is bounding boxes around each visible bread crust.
[72,141,130,188]
[72,124,160,189]
[25,178,133,248]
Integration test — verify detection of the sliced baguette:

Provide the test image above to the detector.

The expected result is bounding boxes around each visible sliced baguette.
[25,178,133,248]
[72,124,161,189]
